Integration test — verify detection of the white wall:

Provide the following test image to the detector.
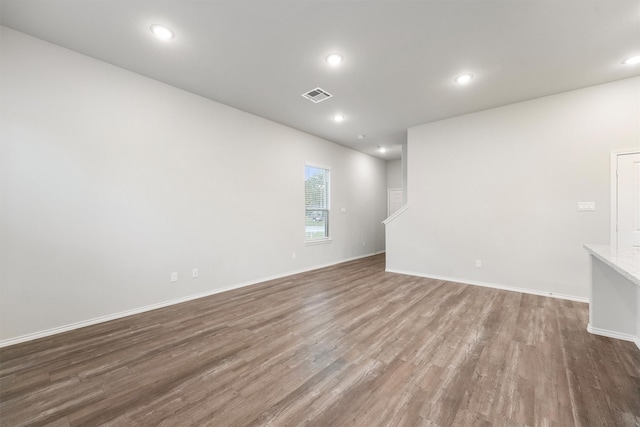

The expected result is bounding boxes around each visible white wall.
[0,27,387,343]
[401,143,408,204]
[637,286,640,348]
[386,160,402,189]
[387,77,640,299]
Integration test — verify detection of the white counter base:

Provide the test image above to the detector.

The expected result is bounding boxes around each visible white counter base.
[584,244,640,350]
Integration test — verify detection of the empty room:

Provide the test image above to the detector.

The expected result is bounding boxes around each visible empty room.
[1,1,639,426]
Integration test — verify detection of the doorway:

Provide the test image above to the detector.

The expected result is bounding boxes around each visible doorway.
[611,150,640,247]
[387,188,403,217]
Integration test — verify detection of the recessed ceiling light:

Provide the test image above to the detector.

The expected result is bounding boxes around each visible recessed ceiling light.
[455,74,473,84]
[334,114,344,123]
[326,53,343,66]
[623,55,640,65]
[378,146,386,153]
[150,24,175,40]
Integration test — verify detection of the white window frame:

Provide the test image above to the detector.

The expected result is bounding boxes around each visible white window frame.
[305,162,332,244]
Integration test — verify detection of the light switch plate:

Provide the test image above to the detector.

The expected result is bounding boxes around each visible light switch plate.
[577,201,595,211]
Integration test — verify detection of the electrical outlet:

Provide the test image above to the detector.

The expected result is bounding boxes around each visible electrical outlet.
[192,268,199,278]
[362,241,366,247]
[171,272,178,282]
[475,260,482,268]
[292,253,296,259]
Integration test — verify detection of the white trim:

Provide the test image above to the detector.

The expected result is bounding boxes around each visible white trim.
[385,268,589,303]
[382,203,409,225]
[587,324,640,350]
[304,161,331,171]
[610,148,640,247]
[305,237,332,245]
[0,252,380,348]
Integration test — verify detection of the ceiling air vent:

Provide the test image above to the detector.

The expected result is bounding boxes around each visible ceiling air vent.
[302,87,333,103]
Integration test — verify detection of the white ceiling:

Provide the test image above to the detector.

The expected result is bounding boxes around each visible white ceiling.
[1,0,639,160]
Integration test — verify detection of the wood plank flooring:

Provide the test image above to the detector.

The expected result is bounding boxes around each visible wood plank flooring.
[1,254,639,426]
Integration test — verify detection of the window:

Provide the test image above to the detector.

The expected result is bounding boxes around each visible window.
[305,164,330,242]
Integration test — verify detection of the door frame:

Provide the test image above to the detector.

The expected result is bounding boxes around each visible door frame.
[387,188,403,217]
[610,149,640,246]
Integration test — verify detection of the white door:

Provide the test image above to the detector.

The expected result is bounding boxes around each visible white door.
[388,188,403,217]
[616,152,640,247]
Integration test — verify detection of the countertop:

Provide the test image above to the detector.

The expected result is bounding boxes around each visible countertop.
[584,244,640,287]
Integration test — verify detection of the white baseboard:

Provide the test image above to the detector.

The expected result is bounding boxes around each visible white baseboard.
[385,268,589,303]
[587,324,640,350]
[0,252,381,348]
